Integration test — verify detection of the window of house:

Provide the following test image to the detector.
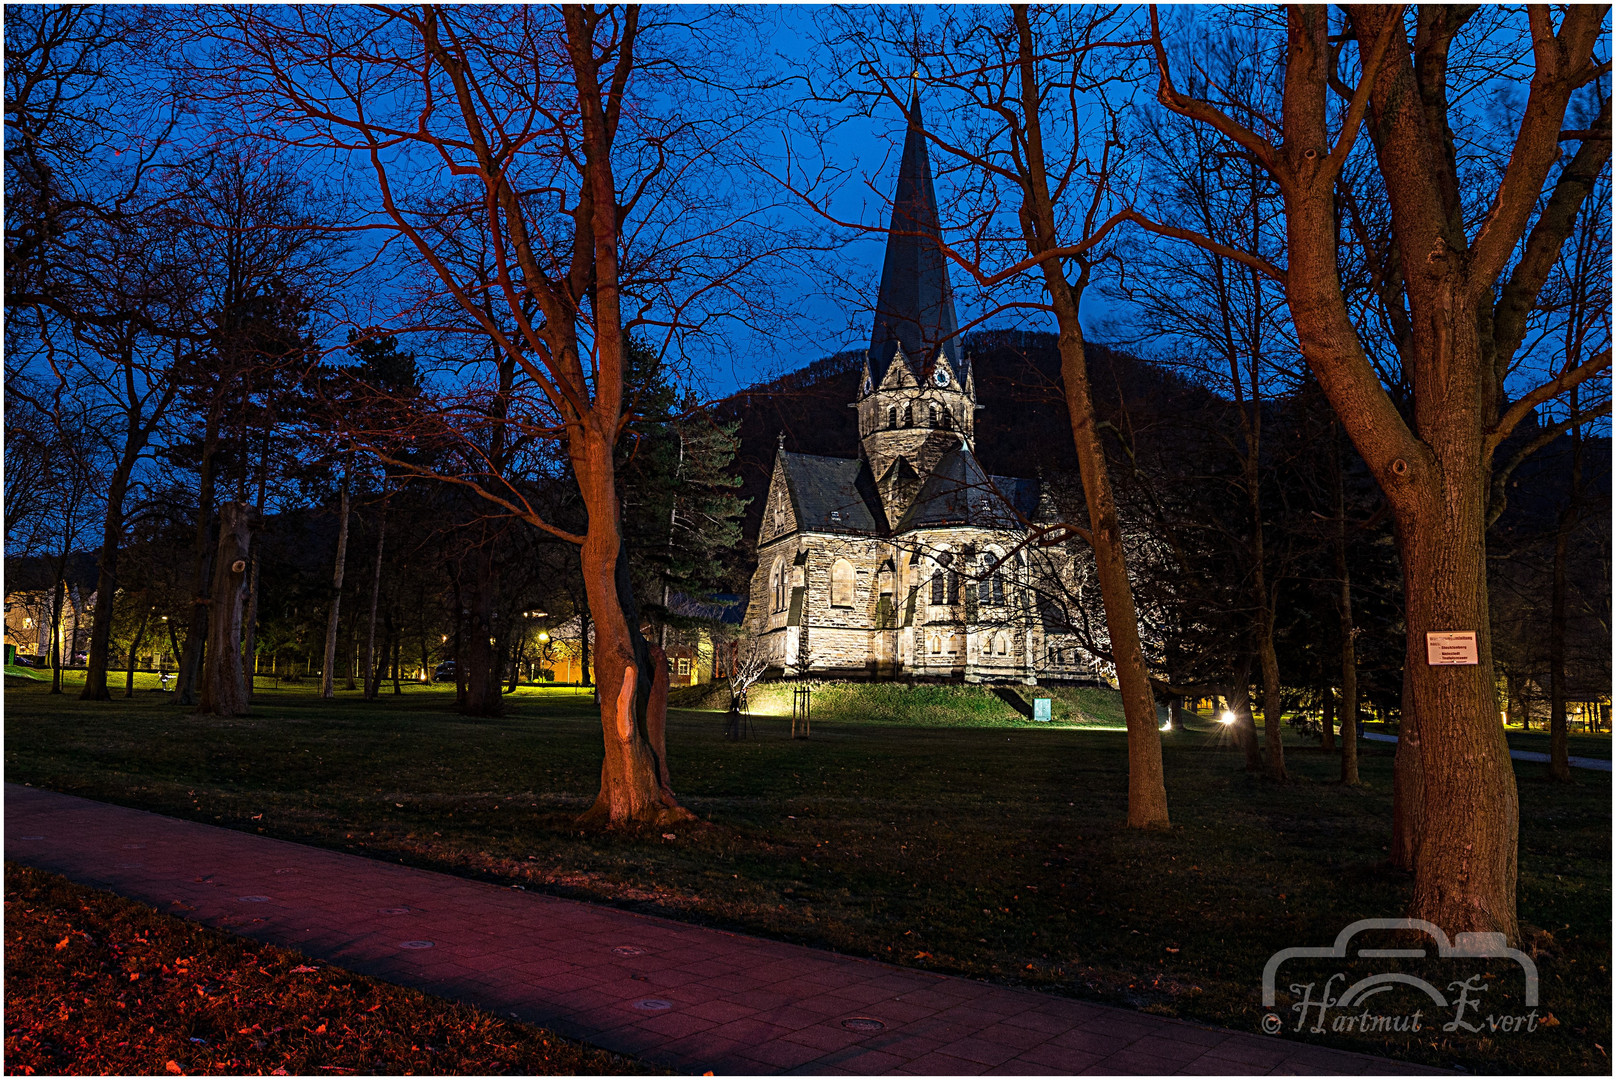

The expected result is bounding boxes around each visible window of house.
[771,559,787,612]
[940,406,952,430]
[995,632,1010,656]
[888,406,897,428]
[677,657,690,676]
[903,403,913,426]
[667,657,676,672]
[947,568,961,605]
[831,559,856,607]
[930,570,945,605]
[928,404,938,427]
[929,635,941,653]
[948,634,963,654]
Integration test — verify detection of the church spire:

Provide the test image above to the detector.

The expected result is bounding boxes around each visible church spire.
[869,90,961,383]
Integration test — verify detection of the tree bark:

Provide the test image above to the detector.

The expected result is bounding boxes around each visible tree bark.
[242,549,261,699]
[47,568,66,694]
[320,463,352,699]
[80,452,138,700]
[124,607,149,698]
[197,501,254,716]
[362,488,388,700]
[1321,686,1335,752]
[1229,670,1263,771]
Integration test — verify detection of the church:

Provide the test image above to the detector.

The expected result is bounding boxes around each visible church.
[742,96,1096,684]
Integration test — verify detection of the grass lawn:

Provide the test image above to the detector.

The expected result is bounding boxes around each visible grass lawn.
[4,862,651,1076]
[6,676,1609,1073]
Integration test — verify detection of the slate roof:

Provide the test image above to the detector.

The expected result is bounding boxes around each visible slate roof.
[779,452,883,535]
[869,91,964,386]
[895,447,1037,532]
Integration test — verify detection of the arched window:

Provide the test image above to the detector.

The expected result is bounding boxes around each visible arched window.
[929,635,941,654]
[940,406,952,430]
[995,632,1010,656]
[930,570,946,606]
[928,404,938,427]
[903,403,913,427]
[831,559,855,607]
[771,559,787,612]
[888,405,897,428]
[948,634,964,654]
[947,568,961,605]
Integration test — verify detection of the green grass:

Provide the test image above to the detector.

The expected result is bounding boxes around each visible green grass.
[5,663,47,681]
[4,862,652,1076]
[6,676,1609,1074]
[672,678,1131,728]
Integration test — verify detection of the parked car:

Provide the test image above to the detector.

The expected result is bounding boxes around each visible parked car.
[433,661,457,682]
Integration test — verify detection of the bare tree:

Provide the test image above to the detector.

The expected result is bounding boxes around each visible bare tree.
[192,5,783,824]
[806,5,1170,827]
[1143,6,1610,937]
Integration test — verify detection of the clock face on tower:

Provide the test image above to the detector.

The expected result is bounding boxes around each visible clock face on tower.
[933,369,949,387]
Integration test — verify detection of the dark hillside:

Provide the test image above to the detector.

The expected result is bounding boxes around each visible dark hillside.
[711,332,1213,554]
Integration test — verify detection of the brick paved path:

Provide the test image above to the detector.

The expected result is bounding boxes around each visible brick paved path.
[6,784,1441,1075]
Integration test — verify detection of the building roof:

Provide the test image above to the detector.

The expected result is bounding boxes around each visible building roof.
[895,446,1037,532]
[869,91,964,387]
[780,451,884,535]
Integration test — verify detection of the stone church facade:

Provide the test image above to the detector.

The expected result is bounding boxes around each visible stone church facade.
[743,95,1094,684]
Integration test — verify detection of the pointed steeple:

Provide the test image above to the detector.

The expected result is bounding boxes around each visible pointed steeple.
[869,91,961,384]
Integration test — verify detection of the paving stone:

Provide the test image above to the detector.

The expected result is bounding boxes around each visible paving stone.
[3,784,1446,1078]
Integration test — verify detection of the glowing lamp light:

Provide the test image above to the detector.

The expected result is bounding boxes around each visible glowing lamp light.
[1219,711,1237,726]
[538,631,550,643]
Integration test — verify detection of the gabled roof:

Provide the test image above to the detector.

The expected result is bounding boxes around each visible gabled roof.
[779,451,883,535]
[869,91,964,387]
[895,446,1036,532]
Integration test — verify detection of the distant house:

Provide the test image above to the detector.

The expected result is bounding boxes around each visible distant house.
[662,593,745,687]
[3,586,93,663]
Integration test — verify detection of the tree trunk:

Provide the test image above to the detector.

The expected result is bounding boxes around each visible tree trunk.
[47,569,66,694]
[198,502,254,716]
[579,604,592,687]
[1255,613,1288,781]
[1167,695,1184,732]
[1015,6,1167,828]
[1547,507,1572,781]
[1394,461,1519,937]
[391,631,403,694]
[80,453,139,700]
[242,548,261,699]
[124,608,149,698]
[574,439,691,827]
[343,610,358,691]
[1229,672,1263,771]
[362,490,388,700]
[460,545,502,718]
[320,466,352,699]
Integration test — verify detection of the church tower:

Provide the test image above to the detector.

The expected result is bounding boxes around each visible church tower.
[855,91,976,526]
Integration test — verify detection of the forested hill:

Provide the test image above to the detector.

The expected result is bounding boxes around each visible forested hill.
[708,331,1209,553]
